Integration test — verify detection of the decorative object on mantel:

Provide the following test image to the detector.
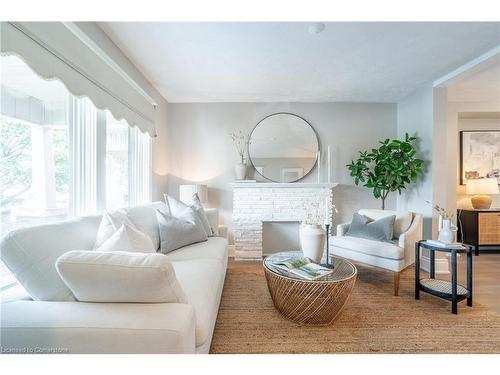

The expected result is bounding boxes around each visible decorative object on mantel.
[347,133,423,209]
[179,184,208,205]
[316,145,333,184]
[465,178,499,209]
[230,129,251,180]
[300,211,326,263]
[248,113,319,183]
[427,201,457,245]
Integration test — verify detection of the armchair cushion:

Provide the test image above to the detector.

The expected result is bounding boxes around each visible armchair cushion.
[331,236,404,260]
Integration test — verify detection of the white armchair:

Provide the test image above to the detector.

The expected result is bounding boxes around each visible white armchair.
[330,209,423,296]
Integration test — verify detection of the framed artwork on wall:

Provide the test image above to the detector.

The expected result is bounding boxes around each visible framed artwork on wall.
[460,130,500,185]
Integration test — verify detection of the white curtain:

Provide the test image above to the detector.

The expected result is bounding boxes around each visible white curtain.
[68,97,105,216]
[129,127,152,206]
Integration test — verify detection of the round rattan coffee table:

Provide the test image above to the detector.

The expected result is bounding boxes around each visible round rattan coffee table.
[263,251,357,325]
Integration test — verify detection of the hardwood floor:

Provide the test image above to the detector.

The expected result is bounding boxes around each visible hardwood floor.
[447,253,500,313]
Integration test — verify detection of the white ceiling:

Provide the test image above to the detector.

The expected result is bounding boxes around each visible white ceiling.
[99,22,500,103]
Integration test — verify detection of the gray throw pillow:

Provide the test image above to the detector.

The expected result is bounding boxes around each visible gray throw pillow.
[156,208,208,254]
[164,193,214,237]
[346,213,396,243]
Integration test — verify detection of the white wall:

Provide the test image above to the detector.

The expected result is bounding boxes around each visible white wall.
[165,102,397,243]
[397,85,435,238]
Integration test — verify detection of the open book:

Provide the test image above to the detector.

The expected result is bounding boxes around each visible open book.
[270,257,333,280]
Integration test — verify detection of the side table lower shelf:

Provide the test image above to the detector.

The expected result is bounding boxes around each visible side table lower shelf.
[419,279,470,301]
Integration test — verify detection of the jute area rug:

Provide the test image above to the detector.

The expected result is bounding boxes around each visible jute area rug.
[210,259,500,354]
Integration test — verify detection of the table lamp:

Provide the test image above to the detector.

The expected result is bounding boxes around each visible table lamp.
[465,178,499,209]
[179,184,208,205]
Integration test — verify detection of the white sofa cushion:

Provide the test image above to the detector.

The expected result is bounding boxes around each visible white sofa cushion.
[358,209,413,239]
[125,201,166,250]
[1,300,196,353]
[167,237,228,266]
[331,235,404,260]
[56,251,187,303]
[0,215,101,301]
[93,209,136,249]
[95,223,155,253]
[172,258,224,347]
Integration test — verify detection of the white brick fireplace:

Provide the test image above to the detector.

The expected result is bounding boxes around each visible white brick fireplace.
[231,182,338,260]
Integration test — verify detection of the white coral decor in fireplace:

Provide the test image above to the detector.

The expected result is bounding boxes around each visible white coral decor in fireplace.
[231,182,337,260]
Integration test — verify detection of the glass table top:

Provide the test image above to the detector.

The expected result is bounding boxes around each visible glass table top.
[263,251,357,282]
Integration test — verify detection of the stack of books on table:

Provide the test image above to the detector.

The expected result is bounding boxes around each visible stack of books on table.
[425,240,464,249]
[269,257,333,280]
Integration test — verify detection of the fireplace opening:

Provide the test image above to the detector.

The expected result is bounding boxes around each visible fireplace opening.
[262,221,301,256]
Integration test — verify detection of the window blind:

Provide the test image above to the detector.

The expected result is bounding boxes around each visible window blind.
[0,22,157,137]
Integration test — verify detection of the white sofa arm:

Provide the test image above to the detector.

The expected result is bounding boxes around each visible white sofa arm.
[337,222,351,236]
[398,213,423,267]
[1,300,196,354]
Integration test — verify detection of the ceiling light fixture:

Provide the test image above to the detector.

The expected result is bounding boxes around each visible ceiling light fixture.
[308,23,326,35]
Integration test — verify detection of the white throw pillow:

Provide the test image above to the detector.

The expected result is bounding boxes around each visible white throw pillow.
[95,223,155,253]
[56,250,188,303]
[164,193,214,237]
[156,208,208,254]
[93,209,136,249]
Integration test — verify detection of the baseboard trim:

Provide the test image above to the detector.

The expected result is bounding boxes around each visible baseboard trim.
[420,255,449,274]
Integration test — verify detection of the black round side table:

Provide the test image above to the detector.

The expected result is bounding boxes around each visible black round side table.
[415,240,473,314]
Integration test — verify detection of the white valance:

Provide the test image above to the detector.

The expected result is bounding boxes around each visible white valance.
[0,22,157,137]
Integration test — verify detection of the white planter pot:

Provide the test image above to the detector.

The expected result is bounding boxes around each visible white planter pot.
[438,219,454,244]
[234,162,247,180]
[300,224,326,263]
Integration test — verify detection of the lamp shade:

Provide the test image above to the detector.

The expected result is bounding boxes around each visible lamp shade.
[179,184,208,204]
[466,178,499,195]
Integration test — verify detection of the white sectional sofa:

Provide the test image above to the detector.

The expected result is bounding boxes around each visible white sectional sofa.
[0,202,228,354]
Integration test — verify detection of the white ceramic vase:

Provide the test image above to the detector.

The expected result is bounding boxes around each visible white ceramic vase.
[234,162,247,180]
[438,219,455,244]
[299,224,326,263]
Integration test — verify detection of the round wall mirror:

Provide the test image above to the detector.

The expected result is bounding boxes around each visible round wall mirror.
[249,113,319,183]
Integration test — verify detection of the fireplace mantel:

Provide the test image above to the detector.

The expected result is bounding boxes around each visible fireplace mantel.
[232,182,338,260]
[231,182,338,188]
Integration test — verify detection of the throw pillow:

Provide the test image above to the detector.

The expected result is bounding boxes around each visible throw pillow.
[156,208,208,254]
[95,223,156,253]
[358,209,413,239]
[93,209,136,249]
[164,193,214,237]
[346,213,396,242]
[56,250,188,303]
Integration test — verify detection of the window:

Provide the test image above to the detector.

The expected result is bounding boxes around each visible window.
[1,56,70,237]
[1,55,152,292]
[105,112,129,210]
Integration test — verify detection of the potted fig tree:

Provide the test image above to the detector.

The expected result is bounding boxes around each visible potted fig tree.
[346,133,424,210]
